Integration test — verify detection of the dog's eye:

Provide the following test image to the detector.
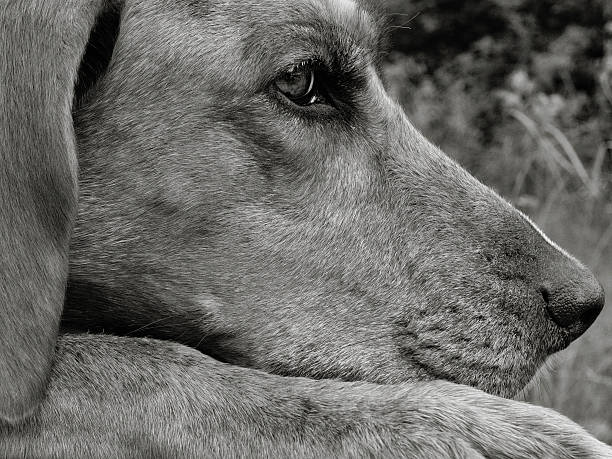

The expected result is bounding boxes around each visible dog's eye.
[274,64,321,106]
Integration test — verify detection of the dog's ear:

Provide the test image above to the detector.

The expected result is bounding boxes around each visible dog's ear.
[0,1,121,422]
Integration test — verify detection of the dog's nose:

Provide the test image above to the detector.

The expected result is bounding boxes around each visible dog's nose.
[540,255,605,338]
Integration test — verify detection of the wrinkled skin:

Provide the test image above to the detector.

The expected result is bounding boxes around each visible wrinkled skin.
[63,0,603,399]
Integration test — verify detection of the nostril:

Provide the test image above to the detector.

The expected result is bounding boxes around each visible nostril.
[582,286,605,327]
[580,297,604,331]
[543,279,605,337]
[540,286,550,305]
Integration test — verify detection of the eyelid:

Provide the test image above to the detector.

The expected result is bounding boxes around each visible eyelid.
[274,57,326,81]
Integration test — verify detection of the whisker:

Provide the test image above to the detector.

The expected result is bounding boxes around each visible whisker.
[127,316,196,335]
[390,11,421,31]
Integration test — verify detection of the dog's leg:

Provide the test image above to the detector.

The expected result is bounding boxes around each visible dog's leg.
[1,333,610,458]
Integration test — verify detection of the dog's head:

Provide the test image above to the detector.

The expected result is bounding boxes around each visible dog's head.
[0,0,605,421]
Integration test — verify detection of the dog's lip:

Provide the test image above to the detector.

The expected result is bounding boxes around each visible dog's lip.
[545,310,586,350]
[546,326,573,354]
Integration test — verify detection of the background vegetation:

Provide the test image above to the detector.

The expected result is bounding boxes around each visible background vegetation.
[380,0,612,442]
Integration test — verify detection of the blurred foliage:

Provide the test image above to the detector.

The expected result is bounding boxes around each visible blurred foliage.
[382,0,610,201]
[379,0,612,443]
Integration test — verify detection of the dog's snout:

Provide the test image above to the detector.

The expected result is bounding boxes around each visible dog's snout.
[540,257,605,338]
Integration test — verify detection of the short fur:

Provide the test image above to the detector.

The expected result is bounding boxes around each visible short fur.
[0,0,610,457]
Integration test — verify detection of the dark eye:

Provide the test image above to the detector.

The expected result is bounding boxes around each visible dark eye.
[274,63,322,106]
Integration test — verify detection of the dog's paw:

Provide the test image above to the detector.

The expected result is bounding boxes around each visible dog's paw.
[394,381,612,459]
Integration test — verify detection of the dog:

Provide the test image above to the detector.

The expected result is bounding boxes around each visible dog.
[1,0,611,457]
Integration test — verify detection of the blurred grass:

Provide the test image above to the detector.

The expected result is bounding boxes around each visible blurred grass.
[380,0,612,442]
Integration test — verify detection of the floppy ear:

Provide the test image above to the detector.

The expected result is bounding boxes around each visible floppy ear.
[0,1,120,422]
